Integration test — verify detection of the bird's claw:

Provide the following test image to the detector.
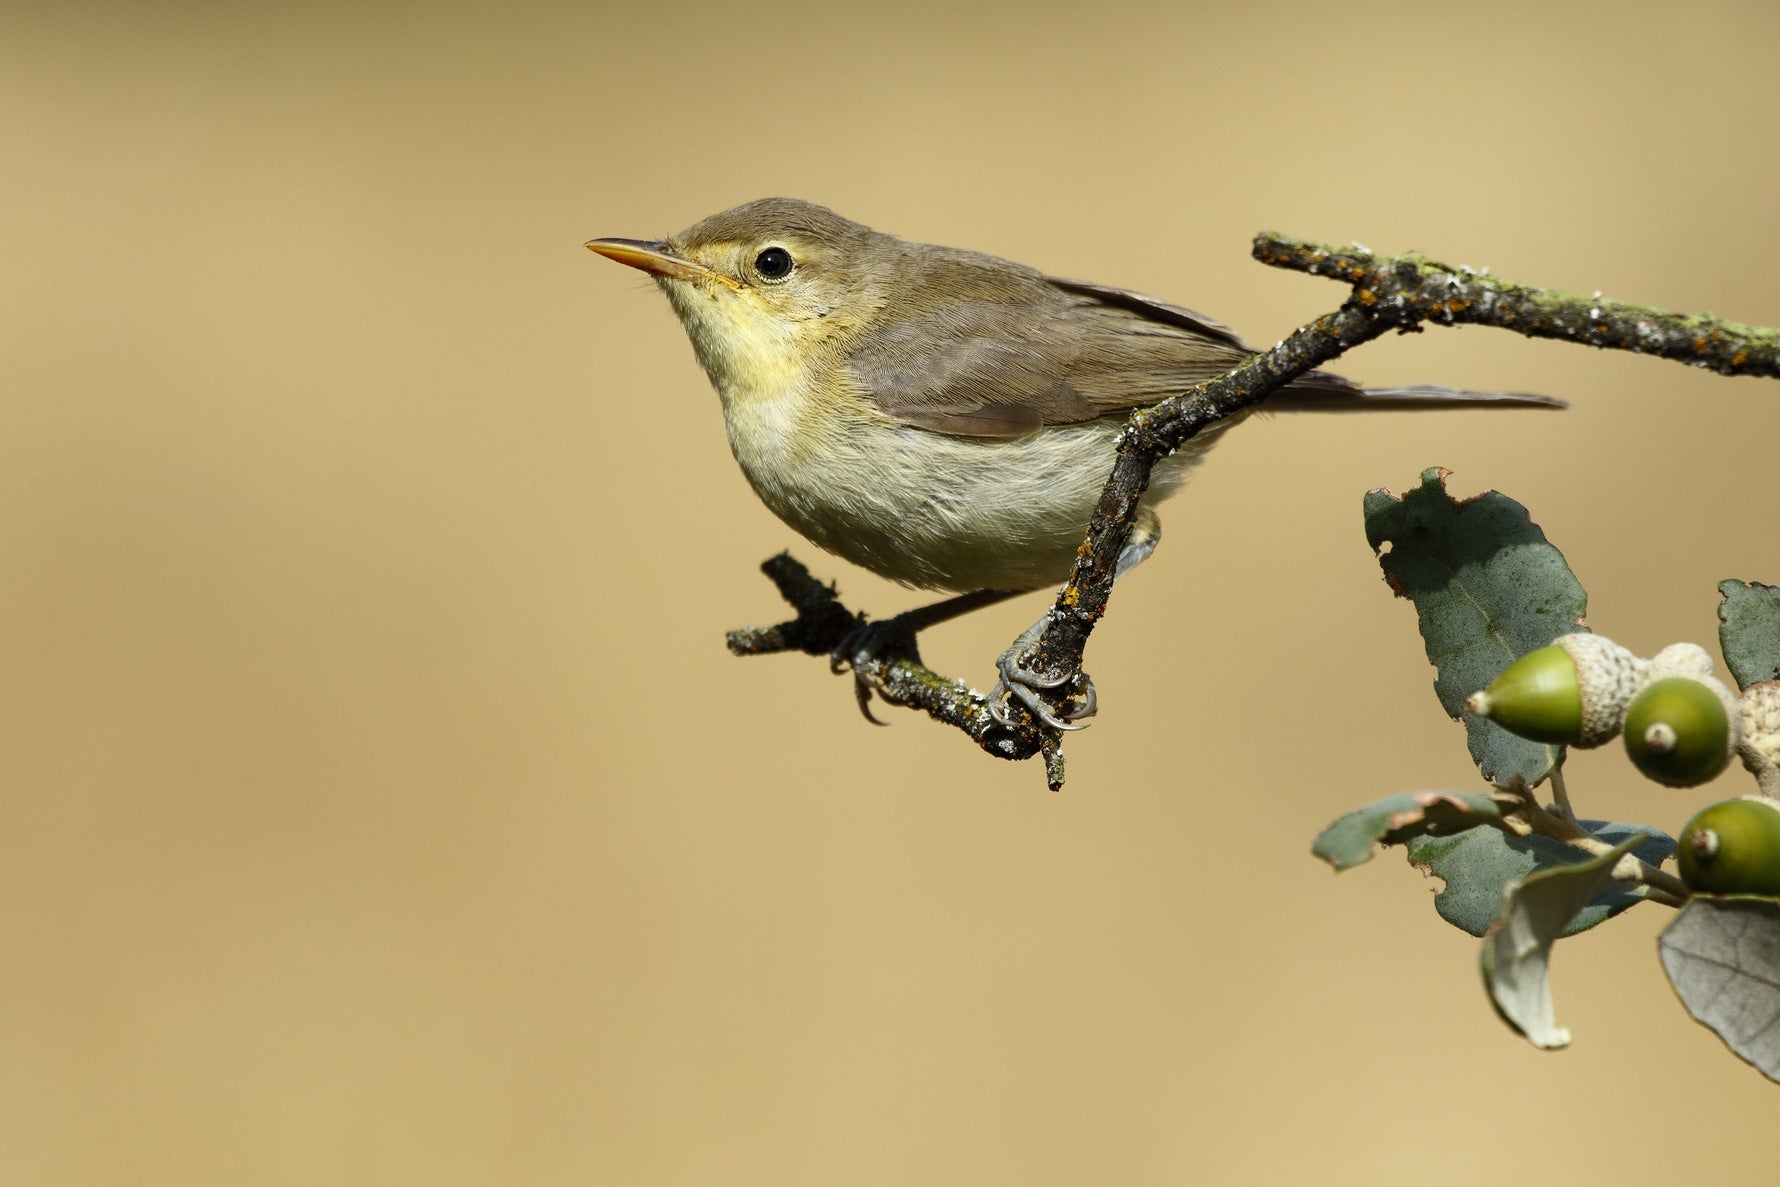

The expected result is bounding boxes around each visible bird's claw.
[830,618,922,725]
[988,647,1097,732]
[852,674,886,725]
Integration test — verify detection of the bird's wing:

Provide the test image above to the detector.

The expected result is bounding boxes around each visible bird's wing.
[846,259,1254,439]
[1045,277,1251,351]
[845,258,1563,440]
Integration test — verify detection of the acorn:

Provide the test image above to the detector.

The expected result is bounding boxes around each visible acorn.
[1622,673,1739,787]
[1676,795,1780,897]
[1465,634,1649,747]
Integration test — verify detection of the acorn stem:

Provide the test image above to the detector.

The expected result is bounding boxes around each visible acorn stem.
[1492,778,1688,908]
[1758,766,1780,800]
[1548,762,1575,821]
[1619,866,1689,908]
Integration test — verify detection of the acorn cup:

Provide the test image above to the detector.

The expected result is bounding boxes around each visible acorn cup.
[1465,633,1650,747]
[1648,641,1717,681]
[1738,679,1780,789]
[1676,795,1780,897]
[1622,672,1740,788]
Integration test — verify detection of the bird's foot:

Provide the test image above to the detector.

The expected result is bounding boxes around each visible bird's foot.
[987,624,1097,732]
[829,616,924,725]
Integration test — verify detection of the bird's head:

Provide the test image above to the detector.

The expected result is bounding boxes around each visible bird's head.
[587,198,887,395]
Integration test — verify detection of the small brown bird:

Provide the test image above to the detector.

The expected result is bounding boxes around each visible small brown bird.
[588,199,1557,727]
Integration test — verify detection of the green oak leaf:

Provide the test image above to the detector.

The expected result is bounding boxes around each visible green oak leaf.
[1717,580,1780,691]
[1408,820,1675,938]
[1312,791,1501,872]
[1659,896,1780,1084]
[1480,833,1647,1050]
[1364,469,1588,788]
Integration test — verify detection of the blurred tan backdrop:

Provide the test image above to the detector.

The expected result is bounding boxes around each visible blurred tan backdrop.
[4,2,1777,1183]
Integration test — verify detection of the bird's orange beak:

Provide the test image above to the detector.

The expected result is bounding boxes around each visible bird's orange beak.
[584,238,740,290]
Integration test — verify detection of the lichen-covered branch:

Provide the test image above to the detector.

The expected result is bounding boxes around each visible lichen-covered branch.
[1024,304,1391,700]
[726,554,1065,783]
[729,236,1780,786]
[1255,235,1780,378]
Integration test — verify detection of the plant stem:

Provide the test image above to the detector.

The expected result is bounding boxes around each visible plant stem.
[1548,763,1576,821]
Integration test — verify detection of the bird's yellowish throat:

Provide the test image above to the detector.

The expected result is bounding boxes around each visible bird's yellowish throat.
[588,199,1556,725]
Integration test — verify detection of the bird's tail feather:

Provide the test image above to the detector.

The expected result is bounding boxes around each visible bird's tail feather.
[1267,371,1564,411]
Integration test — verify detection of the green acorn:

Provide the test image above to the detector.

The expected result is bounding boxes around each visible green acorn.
[1465,634,1648,747]
[1622,674,1738,787]
[1677,796,1780,897]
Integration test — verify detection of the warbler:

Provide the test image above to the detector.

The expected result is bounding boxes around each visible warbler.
[587,199,1556,727]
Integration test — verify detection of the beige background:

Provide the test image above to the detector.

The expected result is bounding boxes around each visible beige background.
[4,2,1777,1183]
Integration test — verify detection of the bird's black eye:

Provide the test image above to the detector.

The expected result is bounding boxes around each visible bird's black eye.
[754,246,794,281]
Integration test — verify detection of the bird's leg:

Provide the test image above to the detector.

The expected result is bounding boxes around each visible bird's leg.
[989,509,1162,732]
[831,588,1024,723]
